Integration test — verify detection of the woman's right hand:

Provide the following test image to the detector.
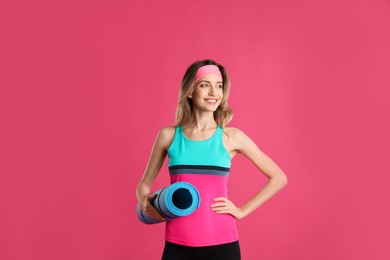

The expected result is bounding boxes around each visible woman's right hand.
[140,193,165,221]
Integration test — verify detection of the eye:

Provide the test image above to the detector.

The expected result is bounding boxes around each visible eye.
[200,84,208,88]
[218,85,223,88]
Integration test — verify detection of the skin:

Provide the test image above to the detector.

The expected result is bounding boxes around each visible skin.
[136,73,288,221]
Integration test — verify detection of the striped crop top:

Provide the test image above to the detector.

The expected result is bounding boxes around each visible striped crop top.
[165,125,239,246]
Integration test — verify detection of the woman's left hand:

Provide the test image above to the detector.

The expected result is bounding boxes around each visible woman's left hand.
[211,197,245,219]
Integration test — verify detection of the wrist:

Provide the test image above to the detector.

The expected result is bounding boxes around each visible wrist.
[238,207,248,219]
[139,193,150,203]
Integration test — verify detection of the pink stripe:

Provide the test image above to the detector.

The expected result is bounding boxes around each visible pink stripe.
[166,173,238,246]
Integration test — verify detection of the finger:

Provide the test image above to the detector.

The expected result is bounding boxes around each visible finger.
[146,207,165,220]
[213,197,227,202]
[150,212,165,220]
[210,202,225,207]
[215,208,230,214]
[212,206,227,211]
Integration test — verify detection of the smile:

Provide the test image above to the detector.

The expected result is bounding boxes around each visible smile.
[205,99,218,104]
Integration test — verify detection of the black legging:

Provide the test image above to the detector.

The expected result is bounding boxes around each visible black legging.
[162,240,241,260]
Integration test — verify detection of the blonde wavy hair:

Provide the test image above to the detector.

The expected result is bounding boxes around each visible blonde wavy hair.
[175,59,233,129]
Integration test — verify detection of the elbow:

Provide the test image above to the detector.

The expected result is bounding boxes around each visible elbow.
[275,172,288,187]
[268,171,287,188]
[281,173,288,187]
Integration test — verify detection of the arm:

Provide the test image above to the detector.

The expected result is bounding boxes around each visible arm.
[136,126,175,220]
[211,128,288,219]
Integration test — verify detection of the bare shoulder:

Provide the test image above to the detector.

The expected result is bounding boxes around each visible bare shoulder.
[223,126,256,152]
[159,125,176,137]
[223,126,248,139]
[156,125,176,150]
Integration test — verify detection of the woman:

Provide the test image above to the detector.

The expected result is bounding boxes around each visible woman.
[136,59,287,260]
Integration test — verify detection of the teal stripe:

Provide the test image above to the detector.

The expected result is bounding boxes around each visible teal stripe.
[167,125,231,168]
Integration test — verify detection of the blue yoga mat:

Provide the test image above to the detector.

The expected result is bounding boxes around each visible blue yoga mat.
[136,181,200,224]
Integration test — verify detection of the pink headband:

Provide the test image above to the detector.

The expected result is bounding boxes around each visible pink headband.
[194,65,222,82]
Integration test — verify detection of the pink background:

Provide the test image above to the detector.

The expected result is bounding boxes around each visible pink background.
[1,0,389,259]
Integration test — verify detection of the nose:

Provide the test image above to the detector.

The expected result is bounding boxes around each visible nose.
[209,85,216,95]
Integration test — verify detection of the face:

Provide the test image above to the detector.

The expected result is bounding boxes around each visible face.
[189,74,223,112]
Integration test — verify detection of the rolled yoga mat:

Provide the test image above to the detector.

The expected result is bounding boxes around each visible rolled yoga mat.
[136,181,201,224]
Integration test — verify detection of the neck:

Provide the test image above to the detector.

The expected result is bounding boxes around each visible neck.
[191,111,218,131]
